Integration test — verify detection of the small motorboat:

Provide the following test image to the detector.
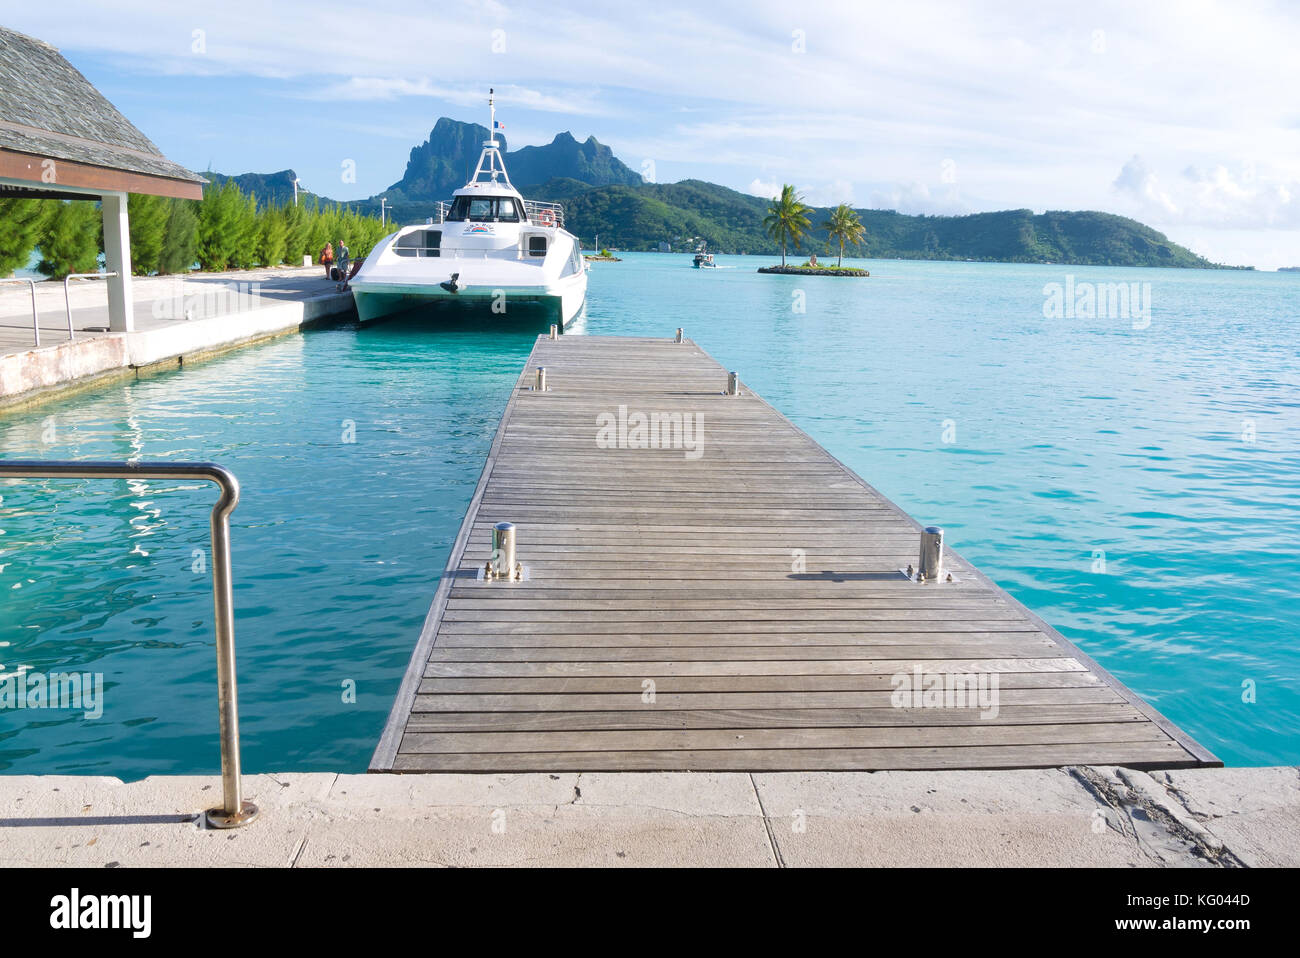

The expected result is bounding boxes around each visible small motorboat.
[692,251,717,268]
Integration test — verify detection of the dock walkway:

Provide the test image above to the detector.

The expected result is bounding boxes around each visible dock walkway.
[0,265,351,408]
[373,335,1218,772]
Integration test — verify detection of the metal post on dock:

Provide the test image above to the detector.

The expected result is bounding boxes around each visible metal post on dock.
[535,367,547,391]
[726,371,739,396]
[549,324,558,339]
[675,327,683,343]
[491,521,519,581]
[918,526,944,582]
[0,460,259,828]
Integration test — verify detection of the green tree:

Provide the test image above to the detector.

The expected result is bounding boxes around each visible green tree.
[820,203,866,267]
[256,204,289,267]
[763,184,811,266]
[197,180,243,270]
[227,190,260,269]
[196,181,388,271]
[127,193,169,275]
[159,199,199,274]
[0,198,51,277]
[36,200,101,279]
[197,180,259,270]
[282,202,311,263]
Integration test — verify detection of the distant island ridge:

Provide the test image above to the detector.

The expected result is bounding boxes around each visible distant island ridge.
[209,117,1236,269]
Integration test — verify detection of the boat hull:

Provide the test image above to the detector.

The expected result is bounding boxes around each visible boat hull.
[351,274,586,327]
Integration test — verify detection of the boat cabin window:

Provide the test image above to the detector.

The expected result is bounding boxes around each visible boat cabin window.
[394,229,441,257]
[527,235,548,257]
[445,196,522,223]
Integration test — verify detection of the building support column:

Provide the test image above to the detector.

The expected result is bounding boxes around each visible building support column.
[100,191,134,332]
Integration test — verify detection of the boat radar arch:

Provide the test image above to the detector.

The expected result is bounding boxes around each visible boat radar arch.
[467,88,514,189]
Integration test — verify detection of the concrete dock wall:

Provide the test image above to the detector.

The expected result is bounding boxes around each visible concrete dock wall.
[0,289,352,411]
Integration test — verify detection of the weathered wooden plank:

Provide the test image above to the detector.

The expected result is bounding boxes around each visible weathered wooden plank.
[419,672,1103,693]
[423,643,1066,660]
[409,687,1127,712]
[401,722,1171,755]
[422,656,1085,677]
[390,740,1200,772]
[403,703,1146,732]
[435,619,1043,635]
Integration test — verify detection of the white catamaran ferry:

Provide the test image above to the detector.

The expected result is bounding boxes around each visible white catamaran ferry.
[350,91,588,325]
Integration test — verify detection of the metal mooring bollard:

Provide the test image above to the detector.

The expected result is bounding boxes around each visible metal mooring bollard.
[918,526,944,582]
[535,367,547,391]
[675,328,683,343]
[490,521,520,581]
[726,371,739,396]
[549,324,558,339]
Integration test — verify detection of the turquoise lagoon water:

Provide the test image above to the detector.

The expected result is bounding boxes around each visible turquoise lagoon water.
[1,254,1298,774]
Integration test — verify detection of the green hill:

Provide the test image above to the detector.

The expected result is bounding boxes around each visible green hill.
[534,181,1218,267]
[203,169,312,208]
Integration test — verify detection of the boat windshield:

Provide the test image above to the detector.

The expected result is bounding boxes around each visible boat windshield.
[445,195,522,223]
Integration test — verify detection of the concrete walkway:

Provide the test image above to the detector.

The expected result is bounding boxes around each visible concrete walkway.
[0,265,339,354]
[0,767,1294,867]
[0,265,352,409]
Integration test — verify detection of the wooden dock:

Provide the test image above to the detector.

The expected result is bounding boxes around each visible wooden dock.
[372,335,1218,772]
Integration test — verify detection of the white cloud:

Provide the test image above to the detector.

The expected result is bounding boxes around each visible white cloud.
[1113,155,1300,228]
[1113,155,1178,215]
[869,182,969,216]
[307,78,600,115]
[747,178,780,199]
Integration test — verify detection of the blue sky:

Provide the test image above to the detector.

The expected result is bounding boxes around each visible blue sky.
[9,0,1300,267]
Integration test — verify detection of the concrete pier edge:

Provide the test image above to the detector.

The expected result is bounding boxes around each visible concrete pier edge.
[0,286,353,414]
[0,766,1294,867]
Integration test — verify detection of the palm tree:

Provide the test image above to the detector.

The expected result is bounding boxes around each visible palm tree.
[821,203,866,267]
[763,184,812,266]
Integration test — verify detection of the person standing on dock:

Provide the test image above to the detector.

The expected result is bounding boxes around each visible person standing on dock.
[320,241,334,279]
[335,239,350,286]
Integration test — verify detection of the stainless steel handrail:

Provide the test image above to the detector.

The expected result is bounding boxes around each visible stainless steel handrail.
[430,199,566,228]
[523,200,565,228]
[0,277,40,346]
[0,459,259,829]
[62,272,119,343]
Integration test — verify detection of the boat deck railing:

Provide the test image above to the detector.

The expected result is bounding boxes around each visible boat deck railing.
[523,200,565,228]
[430,200,566,230]
[0,459,259,829]
[392,245,552,262]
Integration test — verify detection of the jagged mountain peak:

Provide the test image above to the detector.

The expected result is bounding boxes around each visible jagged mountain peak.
[385,117,641,199]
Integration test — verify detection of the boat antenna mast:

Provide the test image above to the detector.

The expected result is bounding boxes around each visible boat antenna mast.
[469,87,513,188]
